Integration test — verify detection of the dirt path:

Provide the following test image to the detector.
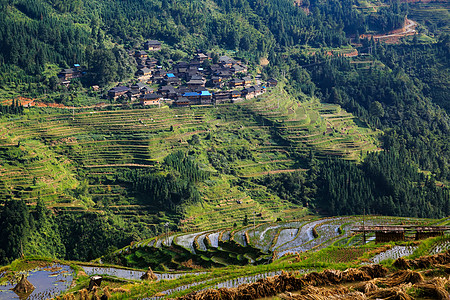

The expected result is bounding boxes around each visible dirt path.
[374,19,417,39]
[363,19,418,44]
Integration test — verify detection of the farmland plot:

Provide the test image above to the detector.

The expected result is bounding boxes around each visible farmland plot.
[207,232,220,248]
[196,233,209,251]
[232,228,248,247]
[275,218,336,257]
[370,246,417,264]
[175,232,207,254]
[272,229,298,250]
[429,240,450,255]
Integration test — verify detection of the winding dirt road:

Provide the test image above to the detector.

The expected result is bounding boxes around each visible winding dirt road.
[368,19,418,43]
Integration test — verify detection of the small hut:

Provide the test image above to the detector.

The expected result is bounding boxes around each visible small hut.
[12,274,35,294]
[88,275,103,291]
[141,267,158,281]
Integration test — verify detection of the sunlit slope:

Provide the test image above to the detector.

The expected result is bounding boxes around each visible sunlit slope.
[0,89,379,229]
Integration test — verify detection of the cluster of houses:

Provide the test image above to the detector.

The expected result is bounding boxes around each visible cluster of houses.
[108,40,278,107]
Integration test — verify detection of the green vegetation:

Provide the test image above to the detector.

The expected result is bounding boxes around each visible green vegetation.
[0,0,449,282]
[2,216,449,299]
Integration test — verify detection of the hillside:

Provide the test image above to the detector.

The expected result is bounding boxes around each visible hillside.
[2,216,450,299]
[0,85,377,235]
[0,0,449,277]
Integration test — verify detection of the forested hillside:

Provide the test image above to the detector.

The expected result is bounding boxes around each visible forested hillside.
[0,0,449,265]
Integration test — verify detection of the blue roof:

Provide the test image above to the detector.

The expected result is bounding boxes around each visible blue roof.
[74,64,80,67]
[183,92,199,97]
[167,73,175,78]
[200,91,211,96]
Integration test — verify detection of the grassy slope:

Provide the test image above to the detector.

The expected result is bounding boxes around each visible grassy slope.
[0,87,379,233]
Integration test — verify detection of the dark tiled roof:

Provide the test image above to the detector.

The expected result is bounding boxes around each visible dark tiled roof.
[109,86,130,93]
[131,83,148,89]
[144,40,161,46]
[141,93,160,100]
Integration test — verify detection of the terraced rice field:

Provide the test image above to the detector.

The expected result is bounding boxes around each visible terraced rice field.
[0,89,379,237]
[409,3,450,33]
[238,85,379,160]
[106,216,432,271]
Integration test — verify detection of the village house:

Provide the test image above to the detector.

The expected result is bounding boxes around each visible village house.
[199,90,213,104]
[183,92,200,104]
[267,78,278,87]
[187,78,205,89]
[193,52,209,63]
[189,59,202,67]
[175,97,190,107]
[108,86,130,99]
[159,85,177,98]
[215,69,232,79]
[231,64,245,74]
[211,76,222,84]
[135,57,147,65]
[209,64,222,74]
[136,67,152,76]
[151,69,167,84]
[134,50,148,58]
[140,93,161,106]
[231,90,242,99]
[163,73,181,86]
[243,76,252,86]
[229,78,245,87]
[214,91,231,103]
[241,86,256,99]
[254,85,265,96]
[146,58,158,68]
[174,61,189,74]
[219,56,235,67]
[130,83,151,96]
[143,40,161,51]
[173,87,188,98]
[58,64,83,81]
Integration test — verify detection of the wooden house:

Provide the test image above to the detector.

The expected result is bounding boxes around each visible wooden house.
[183,92,200,103]
[135,50,148,58]
[130,83,151,96]
[108,86,130,99]
[175,97,190,107]
[229,78,245,87]
[243,76,252,86]
[215,69,232,79]
[159,85,176,98]
[187,79,205,89]
[194,53,209,63]
[231,64,245,74]
[136,67,152,76]
[230,90,242,99]
[140,93,160,106]
[214,91,231,103]
[199,90,213,104]
[146,58,158,68]
[58,68,82,80]
[163,73,181,86]
[143,40,161,51]
[219,56,234,67]
[267,78,278,87]
[242,86,256,99]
